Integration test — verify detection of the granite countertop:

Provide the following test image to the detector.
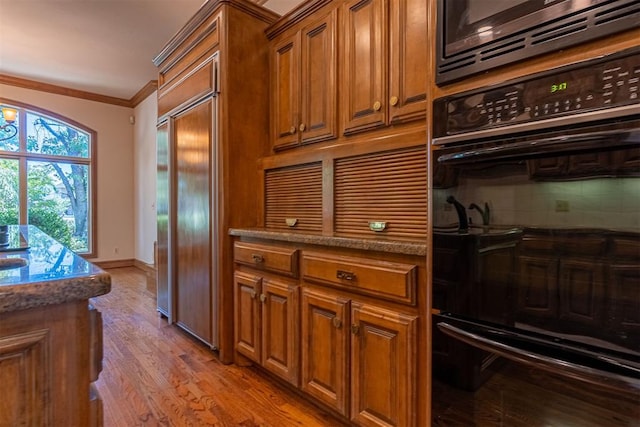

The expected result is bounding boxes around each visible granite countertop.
[0,225,111,314]
[229,228,427,256]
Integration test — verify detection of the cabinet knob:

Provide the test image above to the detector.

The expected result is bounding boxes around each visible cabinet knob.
[351,324,360,335]
[373,101,382,111]
[249,290,257,299]
[260,293,267,303]
[289,126,296,135]
[332,317,343,329]
[252,254,264,264]
[390,96,399,106]
[299,123,306,132]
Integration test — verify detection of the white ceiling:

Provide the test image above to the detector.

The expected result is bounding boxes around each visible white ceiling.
[0,0,301,101]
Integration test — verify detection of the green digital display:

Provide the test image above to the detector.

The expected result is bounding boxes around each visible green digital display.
[551,82,568,93]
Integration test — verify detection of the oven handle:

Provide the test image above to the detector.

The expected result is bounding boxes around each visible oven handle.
[437,321,640,392]
[436,127,640,164]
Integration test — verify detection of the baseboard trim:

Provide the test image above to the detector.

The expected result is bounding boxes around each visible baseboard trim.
[133,259,156,274]
[94,259,135,269]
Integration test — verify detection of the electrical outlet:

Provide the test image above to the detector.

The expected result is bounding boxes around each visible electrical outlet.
[114,247,119,254]
[555,200,570,212]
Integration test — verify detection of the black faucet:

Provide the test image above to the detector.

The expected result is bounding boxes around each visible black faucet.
[446,195,468,232]
[469,202,490,226]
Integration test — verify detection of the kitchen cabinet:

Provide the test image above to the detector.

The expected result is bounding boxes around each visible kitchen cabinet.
[341,0,427,135]
[271,9,337,151]
[232,233,427,426]
[0,301,105,427]
[233,242,300,385]
[154,0,277,360]
[528,146,640,180]
[301,251,418,426]
[517,232,608,337]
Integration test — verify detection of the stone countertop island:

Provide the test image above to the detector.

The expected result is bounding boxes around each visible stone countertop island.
[0,225,111,426]
[0,225,111,312]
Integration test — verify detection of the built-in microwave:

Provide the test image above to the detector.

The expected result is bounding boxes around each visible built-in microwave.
[435,0,640,85]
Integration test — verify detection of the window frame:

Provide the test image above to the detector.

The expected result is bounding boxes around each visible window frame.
[0,98,98,258]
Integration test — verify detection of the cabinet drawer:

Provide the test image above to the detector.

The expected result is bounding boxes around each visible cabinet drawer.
[234,242,299,277]
[302,252,417,305]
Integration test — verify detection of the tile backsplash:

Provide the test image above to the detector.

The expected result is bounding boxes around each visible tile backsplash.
[433,173,640,232]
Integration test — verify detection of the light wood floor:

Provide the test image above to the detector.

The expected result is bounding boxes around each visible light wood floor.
[93,267,347,427]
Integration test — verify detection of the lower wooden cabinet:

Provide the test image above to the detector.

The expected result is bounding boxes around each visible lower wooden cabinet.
[234,271,299,386]
[234,239,423,426]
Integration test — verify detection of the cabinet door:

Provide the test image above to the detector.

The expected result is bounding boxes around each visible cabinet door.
[350,303,416,427]
[516,255,559,325]
[271,34,300,150]
[261,278,300,386]
[234,272,262,363]
[559,258,605,331]
[174,100,213,344]
[341,0,386,135]
[388,0,427,124]
[301,288,350,416]
[300,10,338,145]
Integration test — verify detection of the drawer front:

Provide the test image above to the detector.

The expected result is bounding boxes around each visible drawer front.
[302,252,417,305]
[234,242,299,277]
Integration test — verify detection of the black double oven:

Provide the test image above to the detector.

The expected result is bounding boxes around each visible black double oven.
[430,46,639,424]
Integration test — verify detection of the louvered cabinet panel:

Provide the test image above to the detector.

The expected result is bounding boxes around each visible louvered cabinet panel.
[265,162,323,232]
[335,146,427,238]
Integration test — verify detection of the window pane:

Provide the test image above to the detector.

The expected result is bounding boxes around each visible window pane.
[26,112,90,158]
[0,106,19,152]
[27,160,89,252]
[0,159,19,224]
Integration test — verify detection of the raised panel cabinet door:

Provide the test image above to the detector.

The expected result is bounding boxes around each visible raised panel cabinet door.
[174,99,213,345]
[341,0,387,135]
[516,255,560,325]
[300,9,338,145]
[301,288,350,416]
[234,272,262,363]
[271,34,301,150]
[261,278,300,386]
[350,303,416,427]
[388,0,427,124]
[558,259,605,330]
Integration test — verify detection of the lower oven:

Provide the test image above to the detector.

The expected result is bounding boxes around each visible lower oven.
[430,47,640,425]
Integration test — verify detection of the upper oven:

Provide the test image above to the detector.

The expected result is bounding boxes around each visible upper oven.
[430,46,639,402]
[435,0,640,85]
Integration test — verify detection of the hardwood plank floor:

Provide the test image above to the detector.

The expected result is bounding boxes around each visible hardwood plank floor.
[93,267,347,427]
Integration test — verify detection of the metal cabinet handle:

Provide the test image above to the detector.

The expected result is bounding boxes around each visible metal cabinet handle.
[390,96,399,106]
[373,101,381,111]
[337,270,356,281]
[289,126,296,135]
[333,317,343,329]
[351,324,360,335]
[259,294,266,303]
[252,254,264,263]
[249,290,257,299]
[299,123,306,132]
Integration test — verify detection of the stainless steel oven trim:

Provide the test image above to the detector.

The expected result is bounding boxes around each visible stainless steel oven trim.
[438,321,640,393]
[433,103,640,146]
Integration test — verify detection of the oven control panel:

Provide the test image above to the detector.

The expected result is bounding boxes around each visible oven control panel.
[433,47,640,143]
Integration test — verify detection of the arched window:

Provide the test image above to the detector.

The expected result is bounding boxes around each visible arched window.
[0,99,96,257]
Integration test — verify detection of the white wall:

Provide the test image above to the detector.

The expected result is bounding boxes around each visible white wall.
[133,93,158,265]
[0,83,135,262]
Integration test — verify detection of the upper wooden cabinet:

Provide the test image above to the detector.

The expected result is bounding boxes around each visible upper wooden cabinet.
[341,0,427,135]
[271,10,338,150]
